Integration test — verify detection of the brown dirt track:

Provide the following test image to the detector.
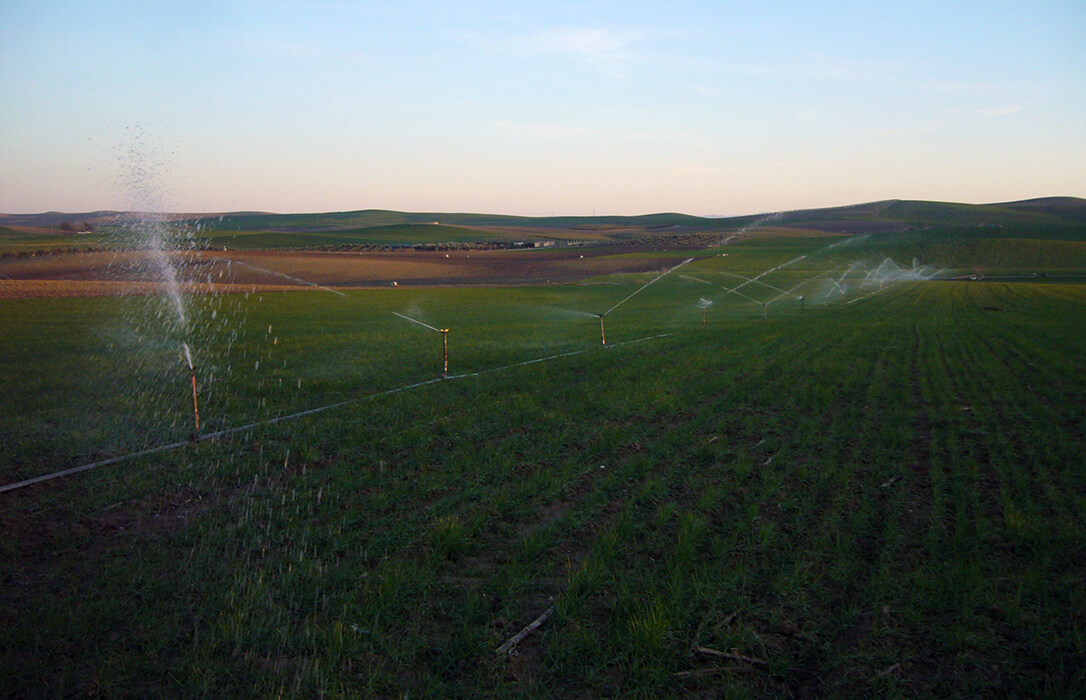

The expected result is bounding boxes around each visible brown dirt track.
[0,246,682,298]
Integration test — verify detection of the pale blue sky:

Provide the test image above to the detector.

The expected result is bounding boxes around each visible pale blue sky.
[1,1,1083,216]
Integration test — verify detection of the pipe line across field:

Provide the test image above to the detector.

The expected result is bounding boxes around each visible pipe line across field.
[0,333,673,494]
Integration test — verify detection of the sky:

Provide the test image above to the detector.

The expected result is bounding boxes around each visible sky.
[1,0,1083,217]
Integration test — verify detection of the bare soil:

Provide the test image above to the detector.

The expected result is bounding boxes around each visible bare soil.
[0,246,683,298]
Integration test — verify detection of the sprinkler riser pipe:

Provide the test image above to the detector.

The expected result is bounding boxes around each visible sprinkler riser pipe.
[441,329,449,377]
[189,366,200,439]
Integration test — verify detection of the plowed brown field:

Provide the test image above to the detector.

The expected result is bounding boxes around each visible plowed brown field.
[0,246,679,298]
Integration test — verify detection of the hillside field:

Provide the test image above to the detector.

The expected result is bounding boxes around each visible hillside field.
[1,217,1084,697]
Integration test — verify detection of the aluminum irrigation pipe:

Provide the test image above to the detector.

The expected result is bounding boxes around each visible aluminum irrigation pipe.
[0,333,674,494]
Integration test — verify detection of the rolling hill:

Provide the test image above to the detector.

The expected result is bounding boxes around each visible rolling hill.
[2,198,1084,252]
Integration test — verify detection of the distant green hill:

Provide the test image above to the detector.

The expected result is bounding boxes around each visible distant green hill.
[998,197,1086,223]
[2,198,1084,252]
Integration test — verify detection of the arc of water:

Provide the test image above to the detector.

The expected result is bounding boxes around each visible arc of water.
[836,260,863,286]
[769,268,836,304]
[714,284,762,306]
[392,311,443,334]
[847,283,898,304]
[603,257,693,316]
[718,270,797,299]
[233,260,348,297]
[725,255,807,297]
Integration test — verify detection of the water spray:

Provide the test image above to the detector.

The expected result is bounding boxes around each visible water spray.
[717,270,797,299]
[697,298,713,324]
[713,283,761,308]
[723,254,807,297]
[603,257,693,316]
[680,274,713,286]
[233,260,348,297]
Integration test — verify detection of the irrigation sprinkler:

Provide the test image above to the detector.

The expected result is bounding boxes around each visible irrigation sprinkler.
[575,257,692,347]
[697,298,713,324]
[0,332,676,495]
[392,311,452,377]
[182,343,200,440]
[189,365,201,438]
[441,328,450,376]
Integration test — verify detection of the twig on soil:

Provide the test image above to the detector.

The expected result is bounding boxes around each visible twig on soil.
[694,646,768,667]
[877,662,902,677]
[674,666,753,678]
[880,475,902,488]
[496,605,554,655]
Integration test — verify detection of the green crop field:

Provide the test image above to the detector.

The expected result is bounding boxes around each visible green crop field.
[2,224,1085,697]
[198,223,508,250]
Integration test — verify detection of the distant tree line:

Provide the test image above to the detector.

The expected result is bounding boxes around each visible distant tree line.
[0,246,107,259]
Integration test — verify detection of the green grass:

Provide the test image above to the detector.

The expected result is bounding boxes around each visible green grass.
[0,229,110,254]
[199,223,506,249]
[1,245,1084,696]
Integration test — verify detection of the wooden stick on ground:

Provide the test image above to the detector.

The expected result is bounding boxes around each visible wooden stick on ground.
[496,606,554,655]
[694,646,768,667]
[674,666,754,678]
